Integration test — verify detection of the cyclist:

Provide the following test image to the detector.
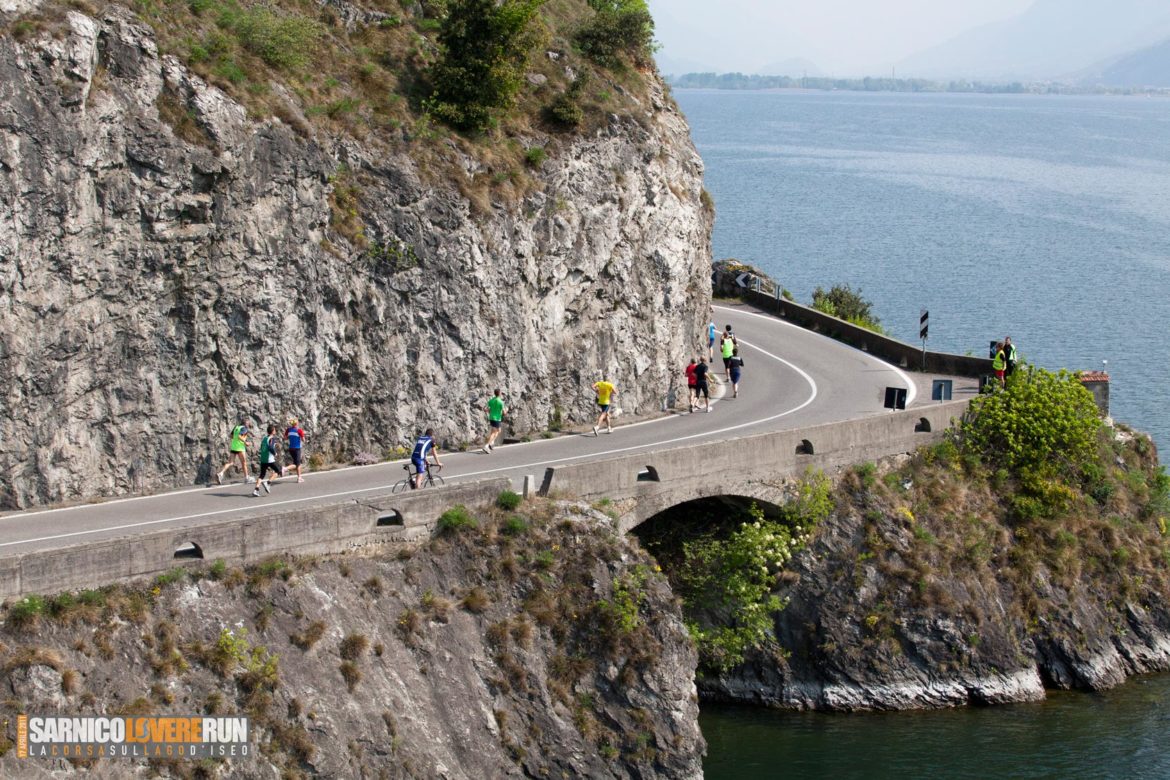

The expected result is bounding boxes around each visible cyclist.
[411,428,442,489]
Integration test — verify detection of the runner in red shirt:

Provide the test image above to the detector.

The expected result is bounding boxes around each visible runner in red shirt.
[684,358,699,412]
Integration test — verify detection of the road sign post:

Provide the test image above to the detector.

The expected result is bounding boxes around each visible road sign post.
[919,309,929,370]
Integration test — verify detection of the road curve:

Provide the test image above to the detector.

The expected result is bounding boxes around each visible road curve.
[0,302,925,554]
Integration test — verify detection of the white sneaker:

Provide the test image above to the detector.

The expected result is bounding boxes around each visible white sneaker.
[606,427,612,434]
[706,407,711,413]
[215,472,223,485]
[262,480,271,494]
[251,490,260,497]
[281,466,288,477]
[592,425,599,436]
[297,476,305,483]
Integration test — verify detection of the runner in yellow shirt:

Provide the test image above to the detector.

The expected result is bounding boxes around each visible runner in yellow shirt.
[592,378,617,436]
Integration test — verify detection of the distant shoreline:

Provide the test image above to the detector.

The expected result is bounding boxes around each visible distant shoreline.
[666,73,1170,98]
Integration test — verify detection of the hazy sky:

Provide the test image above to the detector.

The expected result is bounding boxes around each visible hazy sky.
[648,0,1035,75]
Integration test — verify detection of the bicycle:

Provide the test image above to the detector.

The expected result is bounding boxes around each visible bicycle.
[392,463,444,493]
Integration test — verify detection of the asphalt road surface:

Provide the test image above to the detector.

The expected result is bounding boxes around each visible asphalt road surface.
[0,302,971,555]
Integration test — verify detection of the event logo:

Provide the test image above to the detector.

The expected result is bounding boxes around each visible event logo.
[16,716,249,759]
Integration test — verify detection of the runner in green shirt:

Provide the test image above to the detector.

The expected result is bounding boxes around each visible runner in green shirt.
[216,418,251,485]
[482,389,508,453]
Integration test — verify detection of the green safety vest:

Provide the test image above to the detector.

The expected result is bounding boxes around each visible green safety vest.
[230,425,248,452]
[992,351,1006,371]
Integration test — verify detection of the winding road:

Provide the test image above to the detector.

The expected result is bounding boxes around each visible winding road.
[0,302,969,556]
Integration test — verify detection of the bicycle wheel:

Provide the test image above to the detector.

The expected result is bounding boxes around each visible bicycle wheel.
[392,478,411,494]
[426,473,445,488]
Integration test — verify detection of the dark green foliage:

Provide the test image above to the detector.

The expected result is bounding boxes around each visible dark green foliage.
[811,284,882,332]
[575,0,654,68]
[524,146,546,167]
[502,515,528,536]
[427,0,545,132]
[546,91,583,128]
[437,504,478,533]
[496,490,523,510]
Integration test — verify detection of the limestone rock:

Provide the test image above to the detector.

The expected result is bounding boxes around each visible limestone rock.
[0,3,712,507]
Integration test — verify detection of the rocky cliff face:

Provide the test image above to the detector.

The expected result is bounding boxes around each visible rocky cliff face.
[0,0,712,508]
[0,501,705,777]
[697,434,1170,711]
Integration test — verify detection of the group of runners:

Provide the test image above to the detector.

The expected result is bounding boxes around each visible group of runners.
[217,318,745,493]
[215,418,306,496]
[685,319,744,412]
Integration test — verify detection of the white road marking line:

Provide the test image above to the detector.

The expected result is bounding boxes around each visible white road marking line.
[715,304,918,405]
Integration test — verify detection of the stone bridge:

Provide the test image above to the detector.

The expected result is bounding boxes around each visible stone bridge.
[0,399,969,599]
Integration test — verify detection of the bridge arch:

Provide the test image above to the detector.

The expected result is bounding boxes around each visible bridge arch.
[614,481,799,534]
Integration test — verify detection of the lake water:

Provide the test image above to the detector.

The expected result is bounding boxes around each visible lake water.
[677,89,1170,454]
[675,89,1170,778]
[701,674,1170,780]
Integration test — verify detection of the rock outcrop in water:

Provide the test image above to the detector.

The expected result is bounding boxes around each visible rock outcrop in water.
[0,500,705,777]
[695,428,1170,711]
[0,0,712,508]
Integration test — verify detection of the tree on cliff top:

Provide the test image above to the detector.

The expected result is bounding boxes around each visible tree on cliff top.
[576,0,655,69]
[961,366,1103,482]
[427,0,546,132]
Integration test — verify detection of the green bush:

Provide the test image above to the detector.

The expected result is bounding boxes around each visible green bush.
[524,146,546,167]
[496,490,522,510]
[575,0,654,68]
[231,8,322,70]
[437,504,478,533]
[546,92,583,128]
[811,284,882,332]
[8,595,48,630]
[960,366,1102,480]
[427,0,543,132]
[502,515,528,536]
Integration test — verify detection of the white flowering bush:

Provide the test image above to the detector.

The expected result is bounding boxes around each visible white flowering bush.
[679,471,830,674]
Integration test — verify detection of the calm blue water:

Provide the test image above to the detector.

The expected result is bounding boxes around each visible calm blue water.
[678,90,1170,454]
[702,674,1170,780]
[677,89,1170,778]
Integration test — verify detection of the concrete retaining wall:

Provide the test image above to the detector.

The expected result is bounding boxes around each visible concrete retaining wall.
[0,478,510,599]
[541,400,970,531]
[738,289,993,378]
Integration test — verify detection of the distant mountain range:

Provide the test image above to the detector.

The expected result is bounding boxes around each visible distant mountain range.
[1087,39,1170,87]
[897,0,1170,83]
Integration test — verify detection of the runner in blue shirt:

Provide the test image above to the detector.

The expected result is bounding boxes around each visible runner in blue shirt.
[411,428,442,489]
[706,317,717,361]
[281,418,306,483]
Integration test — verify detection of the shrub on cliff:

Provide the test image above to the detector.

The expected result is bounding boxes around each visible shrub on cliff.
[427,0,545,132]
[662,471,832,673]
[811,284,883,333]
[961,366,1102,481]
[575,0,655,69]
